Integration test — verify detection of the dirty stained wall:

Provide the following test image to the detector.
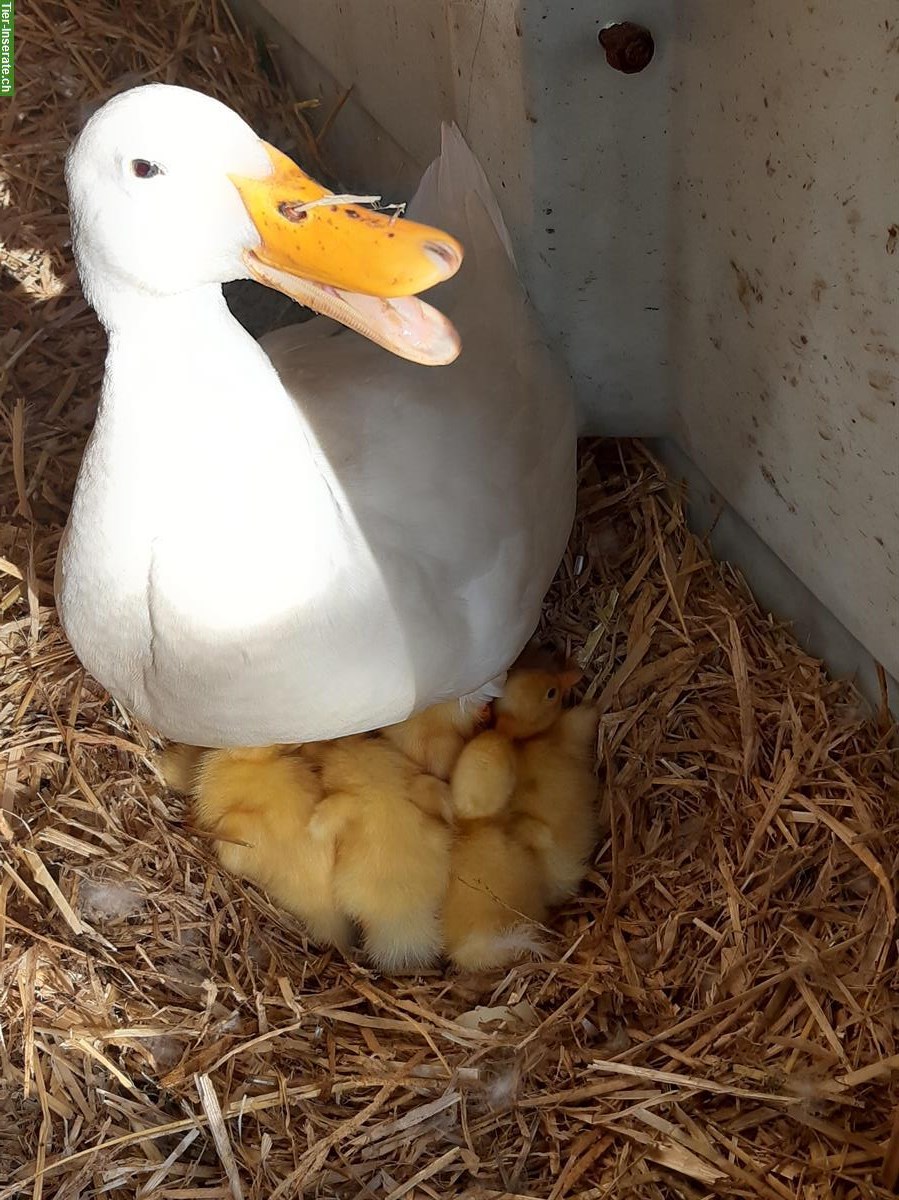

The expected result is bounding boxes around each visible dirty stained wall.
[249,0,899,692]
[670,2,899,697]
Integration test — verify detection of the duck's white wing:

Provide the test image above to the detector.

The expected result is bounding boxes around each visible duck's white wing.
[261,125,576,708]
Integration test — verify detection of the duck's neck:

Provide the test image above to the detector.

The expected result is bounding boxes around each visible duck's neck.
[100,285,265,411]
[84,280,329,536]
[97,282,296,438]
[93,279,232,338]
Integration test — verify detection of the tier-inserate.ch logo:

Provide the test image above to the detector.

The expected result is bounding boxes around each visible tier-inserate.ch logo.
[1,0,13,98]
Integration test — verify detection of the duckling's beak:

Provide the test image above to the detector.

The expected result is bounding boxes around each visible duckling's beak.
[230,143,463,367]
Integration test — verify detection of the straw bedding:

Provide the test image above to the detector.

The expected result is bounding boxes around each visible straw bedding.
[2,2,898,1197]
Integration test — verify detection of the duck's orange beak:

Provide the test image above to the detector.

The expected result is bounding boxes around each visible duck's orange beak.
[230,144,463,366]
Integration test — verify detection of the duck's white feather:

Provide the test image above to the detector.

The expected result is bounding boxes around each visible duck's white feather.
[58,115,575,745]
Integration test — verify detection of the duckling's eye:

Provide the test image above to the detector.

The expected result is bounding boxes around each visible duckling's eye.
[131,159,162,179]
[545,687,558,701]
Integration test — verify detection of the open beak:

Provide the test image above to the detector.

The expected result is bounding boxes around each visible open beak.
[230,144,463,366]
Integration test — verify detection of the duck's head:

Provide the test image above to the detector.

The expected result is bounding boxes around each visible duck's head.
[65,84,463,364]
[494,663,583,740]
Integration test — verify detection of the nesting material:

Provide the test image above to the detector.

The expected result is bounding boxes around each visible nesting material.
[1,2,898,1198]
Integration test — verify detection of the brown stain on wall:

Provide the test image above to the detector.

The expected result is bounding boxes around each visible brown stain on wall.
[730,261,763,314]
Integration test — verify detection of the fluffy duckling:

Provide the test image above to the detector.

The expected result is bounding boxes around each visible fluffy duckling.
[492,662,583,740]
[510,702,601,904]
[448,660,583,826]
[304,736,454,971]
[442,817,545,972]
[379,698,489,780]
[443,663,599,971]
[158,742,206,793]
[162,744,351,952]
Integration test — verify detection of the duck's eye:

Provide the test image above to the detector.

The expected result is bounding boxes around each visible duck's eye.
[131,159,162,179]
[546,687,558,701]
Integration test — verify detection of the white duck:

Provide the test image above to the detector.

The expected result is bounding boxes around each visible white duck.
[57,85,576,746]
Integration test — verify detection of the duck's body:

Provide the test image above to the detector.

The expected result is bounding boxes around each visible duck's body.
[58,91,575,746]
